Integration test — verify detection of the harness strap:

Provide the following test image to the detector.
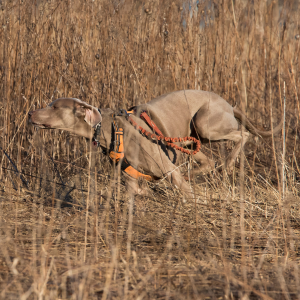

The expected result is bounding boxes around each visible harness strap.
[109,114,153,181]
[140,111,164,137]
[121,159,153,181]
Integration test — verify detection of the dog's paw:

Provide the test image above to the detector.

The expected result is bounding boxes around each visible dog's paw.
[136,187,149,196]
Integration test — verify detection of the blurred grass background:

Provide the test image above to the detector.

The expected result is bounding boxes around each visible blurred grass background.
[0,0,300,298]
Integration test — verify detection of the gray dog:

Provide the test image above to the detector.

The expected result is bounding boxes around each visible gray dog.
[29,90,282,198]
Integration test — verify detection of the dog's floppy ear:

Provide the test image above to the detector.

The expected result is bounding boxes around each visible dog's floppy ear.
[75,102,102,127]
[84,107,102,127]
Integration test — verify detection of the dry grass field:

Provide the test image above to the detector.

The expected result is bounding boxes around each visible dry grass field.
[1,0,300,298]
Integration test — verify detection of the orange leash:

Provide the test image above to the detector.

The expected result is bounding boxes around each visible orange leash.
[140,111,164,137]
[127,111,201,156]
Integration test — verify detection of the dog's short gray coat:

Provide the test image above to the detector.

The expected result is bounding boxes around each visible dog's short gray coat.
[29,90,282,198]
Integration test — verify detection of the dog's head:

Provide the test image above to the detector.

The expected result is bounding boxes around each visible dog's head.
[28,98,102,138]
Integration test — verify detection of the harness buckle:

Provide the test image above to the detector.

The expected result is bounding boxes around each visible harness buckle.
[117,109,131,120]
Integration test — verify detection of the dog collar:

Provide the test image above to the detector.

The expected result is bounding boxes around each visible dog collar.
[92,108,102,146]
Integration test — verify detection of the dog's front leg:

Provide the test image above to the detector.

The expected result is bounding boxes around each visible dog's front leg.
[86,142,99,210]
[122,172,149,196]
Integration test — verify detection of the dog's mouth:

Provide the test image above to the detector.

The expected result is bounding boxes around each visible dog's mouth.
[31,121,52,129]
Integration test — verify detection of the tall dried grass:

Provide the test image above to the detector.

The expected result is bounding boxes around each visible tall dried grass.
[0,0,300,298]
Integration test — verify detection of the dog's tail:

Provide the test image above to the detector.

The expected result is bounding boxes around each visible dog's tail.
[233,107,283,137]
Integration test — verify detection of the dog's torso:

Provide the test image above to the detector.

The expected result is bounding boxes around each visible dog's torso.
[136,90,237,139]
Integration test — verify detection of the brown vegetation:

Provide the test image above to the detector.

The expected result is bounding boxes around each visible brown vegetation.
[0,0,300,298]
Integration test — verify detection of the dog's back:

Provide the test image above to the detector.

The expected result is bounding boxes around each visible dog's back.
[137,90,234,137]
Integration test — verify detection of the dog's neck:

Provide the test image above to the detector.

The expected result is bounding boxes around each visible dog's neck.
[76,109,116,153]
[95,110,113,151]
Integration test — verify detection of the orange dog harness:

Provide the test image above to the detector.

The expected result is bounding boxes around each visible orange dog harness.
[109,108,201,181]
[109,115,153,181]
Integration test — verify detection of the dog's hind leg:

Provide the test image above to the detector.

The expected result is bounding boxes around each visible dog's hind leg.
[192,108,248,172]
[221,130,250,171]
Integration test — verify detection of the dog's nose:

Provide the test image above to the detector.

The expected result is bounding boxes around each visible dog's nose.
[28,111,33,117]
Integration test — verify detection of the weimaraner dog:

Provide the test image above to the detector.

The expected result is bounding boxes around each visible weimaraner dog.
[29,90,282,198]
